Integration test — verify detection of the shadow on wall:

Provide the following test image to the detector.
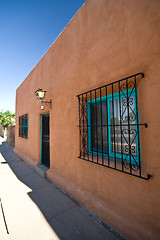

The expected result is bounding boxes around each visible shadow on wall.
[0,139,122,240]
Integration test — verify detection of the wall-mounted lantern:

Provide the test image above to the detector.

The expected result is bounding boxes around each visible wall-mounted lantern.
[35,88,52,108]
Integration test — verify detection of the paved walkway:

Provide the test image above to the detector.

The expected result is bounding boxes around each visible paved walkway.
[0,137,124,240]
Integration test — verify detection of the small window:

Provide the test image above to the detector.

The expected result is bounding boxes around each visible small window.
[19,114,28,138]
[77,73,150,180]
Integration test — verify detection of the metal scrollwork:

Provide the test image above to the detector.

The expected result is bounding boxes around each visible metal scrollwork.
[122,96,133,107]
[120,82,135,91]
[79,96,88,157]
[120,81,136,123]
[122,127,140,171]
[80,127,88,157]
[79,97,88,125]
[123,156,140,171]
[124,144,136,155]
[122,129,137,147]
[121,96,136,122]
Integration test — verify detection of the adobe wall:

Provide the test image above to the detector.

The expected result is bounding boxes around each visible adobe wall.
[0,125,4,137]
[7,125,15,146]
[0,126,7,139]
[14,0,160,239]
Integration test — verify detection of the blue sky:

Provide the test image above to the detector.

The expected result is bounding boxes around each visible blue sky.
[0,0,86,113]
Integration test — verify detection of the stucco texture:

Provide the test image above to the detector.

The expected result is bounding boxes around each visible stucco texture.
[14,0,160,239]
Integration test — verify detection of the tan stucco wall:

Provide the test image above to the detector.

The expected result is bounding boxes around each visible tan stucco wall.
[6,125,15,146]
[14,0,160,239]
[0,125,4,137]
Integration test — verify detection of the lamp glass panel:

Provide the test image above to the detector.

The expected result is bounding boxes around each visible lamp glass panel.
[38,91,45,99]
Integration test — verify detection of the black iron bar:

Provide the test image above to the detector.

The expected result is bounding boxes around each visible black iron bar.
[112,84,117,169]
[105,86,110,166]
[134,76,142,177]
[100,88,104,165]
[76,73,144,97]
[90,91,94,162]
[95,89,99,163]
[118,81,124,172]
[126,78,132,174]
[77,123,147,127]
[82,94,85,158]
[78,157,151,180]
[78,96,82,157]
[86,93,89,161]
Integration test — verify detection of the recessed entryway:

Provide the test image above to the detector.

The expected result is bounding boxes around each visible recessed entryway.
[41,113,50,168]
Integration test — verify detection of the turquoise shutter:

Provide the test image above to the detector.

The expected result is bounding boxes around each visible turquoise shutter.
[26,117,28,136]
[23,118,25,135]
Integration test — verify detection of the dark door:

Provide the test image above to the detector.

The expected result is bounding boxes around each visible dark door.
[41,113,50,168]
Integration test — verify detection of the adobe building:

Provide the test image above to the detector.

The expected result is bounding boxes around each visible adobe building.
[14,0,160,239]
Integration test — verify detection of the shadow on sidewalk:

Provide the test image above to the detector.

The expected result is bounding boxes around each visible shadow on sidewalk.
[0,139,124,240]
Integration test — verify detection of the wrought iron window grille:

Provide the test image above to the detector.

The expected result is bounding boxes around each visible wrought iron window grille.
[19,114,28,138]
[77,73,151,180]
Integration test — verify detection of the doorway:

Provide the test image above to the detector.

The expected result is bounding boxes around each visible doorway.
[41,113,50,168]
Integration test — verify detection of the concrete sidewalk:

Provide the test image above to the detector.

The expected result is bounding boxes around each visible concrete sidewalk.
[0,137,125,240]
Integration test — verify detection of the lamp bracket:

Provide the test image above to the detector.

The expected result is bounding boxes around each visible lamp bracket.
[41,100,52,109]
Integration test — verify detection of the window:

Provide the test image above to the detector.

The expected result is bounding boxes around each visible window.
[19,114,28,138]
[87,89,139,161]
[77,73,150,180]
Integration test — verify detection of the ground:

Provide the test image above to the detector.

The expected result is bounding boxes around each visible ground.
[0,136,124,240]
